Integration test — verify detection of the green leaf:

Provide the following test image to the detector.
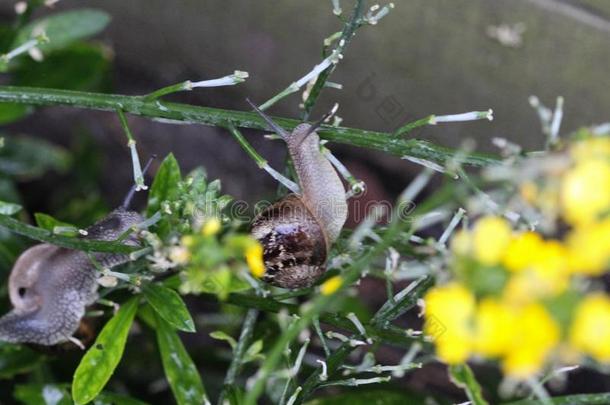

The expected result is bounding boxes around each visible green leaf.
[243,339,264,363]
[504,393,610,405]
[449,363,489,405]
[14,383,72,405]
[34,212,76,233]
[13,43,111,91]
[0,103,31,124]
[209,330,237,349]
[143,283,195,333]
[0,200,21,215]
[154,312,208,405]
[0,214,136,253]
[14,9,111,54]
[0,343,42,379]
[147,153,181,217]
[304,390,424,405]
[14,384,150,405]
[0,136,70,179]
[93,392,151,405]
[72,298,139,405]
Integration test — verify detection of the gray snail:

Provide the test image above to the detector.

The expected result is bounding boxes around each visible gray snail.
[248,100,348,289]
[0,167,150,346]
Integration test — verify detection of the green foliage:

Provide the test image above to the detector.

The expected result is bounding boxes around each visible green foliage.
[147,153,181,218]
[0,136,70,179]
[0,343,42,379]
[143,283,195,333]
[153,311,208,405]
[13,9,111,55]
[304,390,425,405]
[13,43,111,91]
[0,201,21,215]
[72,298,139,405]
[449,364,489,405]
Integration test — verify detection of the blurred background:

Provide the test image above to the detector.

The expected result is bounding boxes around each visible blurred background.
[1,0,610,403]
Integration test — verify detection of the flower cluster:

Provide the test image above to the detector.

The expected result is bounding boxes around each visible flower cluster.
[424,134,610,379]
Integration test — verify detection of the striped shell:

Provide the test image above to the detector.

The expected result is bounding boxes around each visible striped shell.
[251,195,328,289]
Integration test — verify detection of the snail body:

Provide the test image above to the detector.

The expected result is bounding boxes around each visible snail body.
[249,104,347,289]
[0,208,142,346]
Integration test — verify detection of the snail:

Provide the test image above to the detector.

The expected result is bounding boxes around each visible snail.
[0,161,153,347]
[248,100,348,289]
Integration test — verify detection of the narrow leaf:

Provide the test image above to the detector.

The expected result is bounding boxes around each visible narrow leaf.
[154,312,208,405]
[147,153,181,217]
[34,212,77,235]
[209,331,237,349]
[505,393,610,405]
[72,298,139,405]
[143,283,195,333]
[0,200,21,215]
[14,9,111,54]
[14,383,71,405]
[449,363,489,405]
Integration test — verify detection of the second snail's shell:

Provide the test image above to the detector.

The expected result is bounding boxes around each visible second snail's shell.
[251,194,327,289]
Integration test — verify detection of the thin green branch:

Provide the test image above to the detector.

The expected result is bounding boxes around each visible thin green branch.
[218,309,259,405]
[222,293,421,349]
[0,86,499,166]
[302,0,366,119]
[0,214,136,253]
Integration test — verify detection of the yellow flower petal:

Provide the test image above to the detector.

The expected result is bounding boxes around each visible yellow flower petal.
[472,216,512,266]
[201,217,222,236]
[503,231,544,272]
[245,243,265,278]
[320,276,343,296]
[561,160,610,226]
[424,283,475,364]
[501,303,560,378]
[570,294,610,362]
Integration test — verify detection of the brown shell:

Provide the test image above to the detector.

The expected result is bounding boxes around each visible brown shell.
[251,194,328,289]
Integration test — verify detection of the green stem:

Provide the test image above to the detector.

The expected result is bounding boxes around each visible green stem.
[393,115,434,137]
[0,86,498,166]
[302,0,366,119]
[0,214,136,253]
[222,293,420,349]
[144,81,190,100]
[217,309,259,405]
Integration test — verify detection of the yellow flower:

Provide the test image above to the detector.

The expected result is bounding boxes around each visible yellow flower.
[503,232,544,272]
[566,219,610,275]
[473,298,515,357]
[561,160,610,226]
[570,294,610,362]
[503,241,568,304]
[424,283,475,364]
[450,229,472,256]
[201,217,222,236]
[245,242,265,278]
[320,276,343,295]
[501,303,560,378]
[472,216,512,266]
[181,235,195,247]
[570,136,610,162]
